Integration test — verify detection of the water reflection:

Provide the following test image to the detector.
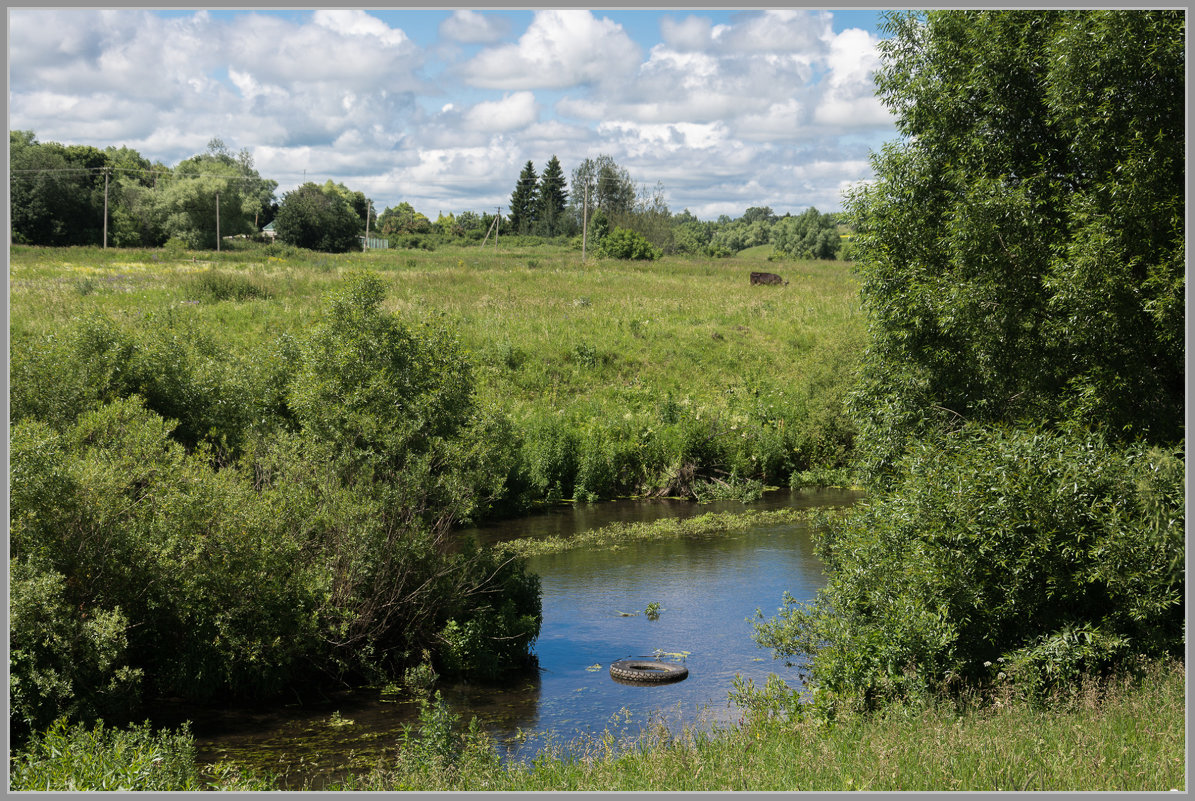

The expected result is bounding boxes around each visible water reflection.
[182,487,861,788]
[459,486,863,548]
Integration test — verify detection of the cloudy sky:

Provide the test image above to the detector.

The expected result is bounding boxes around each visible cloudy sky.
[8,8,898,220]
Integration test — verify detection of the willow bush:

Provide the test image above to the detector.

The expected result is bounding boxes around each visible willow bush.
[754,426,1184,712]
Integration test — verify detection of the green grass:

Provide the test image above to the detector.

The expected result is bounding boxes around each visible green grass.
[332,658,1185,792]
[10,241,865,500]
[9,717,274,792]
[10,656,1182,792]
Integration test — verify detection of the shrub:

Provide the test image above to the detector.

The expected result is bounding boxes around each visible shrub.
[598,227,661,260]
[9,561,143,744]
[754,425,1184,710]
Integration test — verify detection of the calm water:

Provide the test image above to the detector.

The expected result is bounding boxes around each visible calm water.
[177,488,861,788]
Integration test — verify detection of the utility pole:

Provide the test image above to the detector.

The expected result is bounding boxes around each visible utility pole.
[102,168,110,249]
[581,180,589,264]
[215,191,220,252]
[495,207,501,250]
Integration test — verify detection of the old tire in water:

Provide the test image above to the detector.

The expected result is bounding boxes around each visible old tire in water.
[609,659,688,684]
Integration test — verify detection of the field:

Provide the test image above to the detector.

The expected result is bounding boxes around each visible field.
[10,241,865,505]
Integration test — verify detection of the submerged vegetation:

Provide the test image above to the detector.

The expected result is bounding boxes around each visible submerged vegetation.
[495,508,820,559]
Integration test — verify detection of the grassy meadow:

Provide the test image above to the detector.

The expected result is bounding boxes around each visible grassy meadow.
[10,240,864,505]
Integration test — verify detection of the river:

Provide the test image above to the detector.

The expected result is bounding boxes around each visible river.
[171,487,862,788]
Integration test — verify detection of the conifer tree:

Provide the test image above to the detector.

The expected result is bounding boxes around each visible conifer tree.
[536,155,568,236]
[508,161,538,235]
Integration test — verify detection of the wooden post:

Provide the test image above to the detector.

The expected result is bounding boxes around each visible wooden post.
[102,169,109,249]
[581,180,588,264]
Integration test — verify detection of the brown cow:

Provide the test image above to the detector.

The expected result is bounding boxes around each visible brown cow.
[750,271,787,286]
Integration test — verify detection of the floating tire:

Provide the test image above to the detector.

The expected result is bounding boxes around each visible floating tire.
[609,659,689,684]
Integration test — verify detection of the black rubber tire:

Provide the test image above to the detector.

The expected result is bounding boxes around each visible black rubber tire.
[609,659,689,684]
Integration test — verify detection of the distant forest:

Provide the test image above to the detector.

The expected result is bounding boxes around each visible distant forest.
[10,130,850,258]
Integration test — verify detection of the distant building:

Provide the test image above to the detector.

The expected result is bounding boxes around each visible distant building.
[261,221,277,239]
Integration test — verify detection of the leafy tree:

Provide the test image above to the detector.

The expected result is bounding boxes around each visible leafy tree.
[535,155,569,236]
[321,180,374,233]
[570,155,636,226]
[624,181,674,253]
[741,206,776,225]
[159,139,276,249]
[773,207,840,260]
[846,10,1184,482]
[378,201,431,236]
[508,160,539,235]
[274,182,362,253]
[752,10,1186,712]
[10,132,107,246]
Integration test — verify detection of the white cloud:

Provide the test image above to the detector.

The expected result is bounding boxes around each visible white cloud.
[712,10,833,54]
[459,10,640,90]
[813,28,893,128]
[8,8,897,216]
[312,10,411,48]
[440,10,509,44]
[659,15,715,51]
[462,92,540,133]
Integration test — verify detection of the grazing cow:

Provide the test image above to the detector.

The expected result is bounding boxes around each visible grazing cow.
[750,271,787,286]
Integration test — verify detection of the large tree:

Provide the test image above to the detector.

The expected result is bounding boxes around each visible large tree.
[753,10,1186,711]
[508,160,539,235]
[772,207,839,260]
[274,182,362,253]
[159,139,277,249]
[570,155,636,225]
[10,132,108,246]
[847,10,1184,482]
[378,202,431,236]
[535,155,569,236]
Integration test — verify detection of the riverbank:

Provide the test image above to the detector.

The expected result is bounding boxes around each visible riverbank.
[13,658,1183,791]
[332,657,1189,792]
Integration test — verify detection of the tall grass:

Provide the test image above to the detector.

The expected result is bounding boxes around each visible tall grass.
[335,658,1185,792]
[10,242,865,502]
[10,659,1182,792]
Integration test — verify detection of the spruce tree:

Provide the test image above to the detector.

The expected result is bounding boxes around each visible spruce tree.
[508,161,538,235]
[536,155,568,236]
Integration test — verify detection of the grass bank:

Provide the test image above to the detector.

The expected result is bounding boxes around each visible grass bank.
[333,658,1184,792]
[11,651,1183,792]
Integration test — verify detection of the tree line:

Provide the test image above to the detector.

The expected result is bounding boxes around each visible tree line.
[11,131,849,260]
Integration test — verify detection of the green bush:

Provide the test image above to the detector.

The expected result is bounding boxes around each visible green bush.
[10,399,326,703]
[754,426,1184,710]
[9,561,143,743]
[598,226,661,260]
[9,334,99,430]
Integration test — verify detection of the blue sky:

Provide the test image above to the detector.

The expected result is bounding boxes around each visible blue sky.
[9,9,898,219]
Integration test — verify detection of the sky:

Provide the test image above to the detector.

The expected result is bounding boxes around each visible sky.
[7,8,899,220]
